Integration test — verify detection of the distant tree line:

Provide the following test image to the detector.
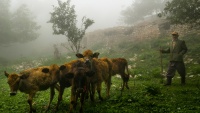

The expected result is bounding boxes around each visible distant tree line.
[120,0,168,25]
[158,0,200,28]
[121,0,200,28]
[0,0,40,46]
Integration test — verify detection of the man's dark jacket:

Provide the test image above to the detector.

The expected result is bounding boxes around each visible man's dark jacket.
[162,39,187,62]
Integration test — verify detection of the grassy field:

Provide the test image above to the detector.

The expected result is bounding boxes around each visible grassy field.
[0,57,200,113]
[1,32,200,113]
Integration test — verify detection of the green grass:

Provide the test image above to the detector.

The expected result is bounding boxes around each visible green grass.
[1,32,200,112]
[1,68,200,113]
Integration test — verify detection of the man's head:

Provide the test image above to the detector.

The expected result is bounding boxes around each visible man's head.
[171,31,179,41]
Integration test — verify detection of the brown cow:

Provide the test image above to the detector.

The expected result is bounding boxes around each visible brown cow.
[76,50,112,101]
[83,51,130,91]
[55,61,74,110]
[4,64,60,113]
[111,58,130,90]
[64,60,93,113]
[91,57,130,91]
[55,58,94,110]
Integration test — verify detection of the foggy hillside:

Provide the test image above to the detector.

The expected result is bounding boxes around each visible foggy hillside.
[1,0,198,62]
[83,17,193,54]
[0,0,132,60]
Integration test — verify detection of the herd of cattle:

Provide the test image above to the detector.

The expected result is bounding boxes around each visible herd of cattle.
[4,49,130,113]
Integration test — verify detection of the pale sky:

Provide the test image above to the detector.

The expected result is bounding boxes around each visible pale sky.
[11,0,133,31]
[1,0,133,59]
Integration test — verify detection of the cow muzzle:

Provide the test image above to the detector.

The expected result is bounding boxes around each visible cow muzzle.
[10,92,17,96]
[85,59,92,66]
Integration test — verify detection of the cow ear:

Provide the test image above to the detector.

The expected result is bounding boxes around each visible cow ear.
[20,74,29,79]
[59,65,66,70]
[65,73,74,79]
[76,53,84,58]
[4,71,9,77]
[42,68,49,73]
[93,52,100,58]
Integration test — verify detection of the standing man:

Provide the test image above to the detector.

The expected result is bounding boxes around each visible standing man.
[160,31,188,86]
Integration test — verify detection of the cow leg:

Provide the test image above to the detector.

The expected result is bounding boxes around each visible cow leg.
[125,81,129,89]
[124,73,130,89]
[46,86,55,112]
[121,73,130,90]
[74,94,79,110]
[124,64,130,89]
[70,89,77,113]
[106,76,111,97]
[28,93,36,113]
[80,93,85,113]
[85,83,90,100]
[56,86,65,110]
[122,82,125,91]
[97,82,103,101]
[85,88,89,100]
[90,83,95,102]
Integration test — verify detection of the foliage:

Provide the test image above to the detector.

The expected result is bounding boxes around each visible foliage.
[11,4,41,43]
[158,0,200,27]
[144,84,161,95]
[1,66,200,113]
[121,0,167,25]
[0,0,12,45]
[0,0,40,46]
[48,0,94,53]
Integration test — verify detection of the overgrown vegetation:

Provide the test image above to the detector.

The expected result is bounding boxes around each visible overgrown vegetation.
[0,30,200,112]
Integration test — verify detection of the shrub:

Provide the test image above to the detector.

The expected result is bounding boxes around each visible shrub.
[144,84,161,95]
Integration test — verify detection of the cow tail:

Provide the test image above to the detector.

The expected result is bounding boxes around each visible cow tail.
[125,61,130,80]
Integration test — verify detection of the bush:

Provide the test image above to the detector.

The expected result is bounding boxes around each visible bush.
[144,84,161,95]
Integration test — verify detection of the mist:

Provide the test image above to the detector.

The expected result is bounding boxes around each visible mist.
[0,0,132,60]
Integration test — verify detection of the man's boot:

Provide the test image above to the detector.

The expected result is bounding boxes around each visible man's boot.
[164,77,172,86]
[181,76,185,85]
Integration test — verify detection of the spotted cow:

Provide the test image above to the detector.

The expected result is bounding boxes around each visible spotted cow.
[4,64,60,113]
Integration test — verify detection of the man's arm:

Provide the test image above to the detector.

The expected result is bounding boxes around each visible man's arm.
[160,48,170,53]
[179,41,187,55]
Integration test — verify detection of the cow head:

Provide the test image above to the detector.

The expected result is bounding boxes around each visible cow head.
[4,71,28,96]
[67,60,93,94]
[76,50,99,74]
[76,49,99,64]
